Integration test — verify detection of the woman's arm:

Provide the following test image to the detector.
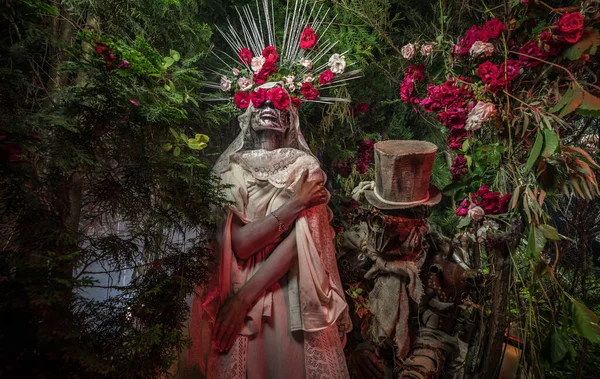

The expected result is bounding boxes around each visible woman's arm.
[231,169,327,259]
[213,228,298,352]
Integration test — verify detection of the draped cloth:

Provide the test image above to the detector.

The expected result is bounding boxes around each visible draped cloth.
[181,89,351,378]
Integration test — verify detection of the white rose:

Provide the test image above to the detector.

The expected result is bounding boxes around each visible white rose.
[401,43,415,59]
[251,56,265,74]
[300,57,313,70]
[328,53,346,74]
[232,68,240,76]
[465,101,496,131]
[420,44,433,56]
[469,41,495,57]
[468,204,485,222]
[237,77,253,91]
[220,75,232,91]
[303,74,314,83]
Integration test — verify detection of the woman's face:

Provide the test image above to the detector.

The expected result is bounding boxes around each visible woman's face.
[249,93,290,134]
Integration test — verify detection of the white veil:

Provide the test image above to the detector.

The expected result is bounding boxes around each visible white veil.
[212,82,314,175]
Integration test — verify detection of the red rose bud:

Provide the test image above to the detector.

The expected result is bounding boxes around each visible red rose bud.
[299,27,318,50]
[268,87,290,110]
[262,46,279,64]
[319,69,335,85]
[238,47,253,65]
[251,88,268,108]
[234,91,251,109]
[300,82,320,100]
[117,60,130,69]
[291,96,302,108]
[94,41,109,54]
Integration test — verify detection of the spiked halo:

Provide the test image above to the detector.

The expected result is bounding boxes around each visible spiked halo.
[202,0,362,110]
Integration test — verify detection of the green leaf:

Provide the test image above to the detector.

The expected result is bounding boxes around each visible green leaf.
[526,226,538,258]
[563,36,594,60]
[170,49,181,62]
[161,143,173,152]
[173,146,181,157]
[194,134,210,143]
[187,140,207,150]
[525,132,543,174]
[457,216,471,229]
[560,84,584,118]
[542,129,559,158]
[534,226,547,253]
[549,84,573,113]
[539,224,560,240]
[563,28,600,60]
[163,56,175,68]
[442,181,469,196]
[576,90,600,117]
[549,329,570,364]
[569,298,600,344]
[462,139,470,151]
[169,128,179,139]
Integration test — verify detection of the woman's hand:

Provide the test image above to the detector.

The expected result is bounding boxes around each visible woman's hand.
[289,169,329,209]
[212,294,249,353]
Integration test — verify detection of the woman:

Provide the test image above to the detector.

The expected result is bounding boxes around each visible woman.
[188,83,351,379]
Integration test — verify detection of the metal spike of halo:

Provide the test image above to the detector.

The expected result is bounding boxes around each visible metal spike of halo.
[203,0,362,110]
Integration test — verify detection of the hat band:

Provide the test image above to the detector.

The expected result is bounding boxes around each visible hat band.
[373,187,431,207]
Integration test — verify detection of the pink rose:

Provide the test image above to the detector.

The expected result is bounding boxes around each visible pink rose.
[465,101,496,131]
[401,43,415,59]
[469,41,495,57]
[468,204,485,221]
[420,44,433,56]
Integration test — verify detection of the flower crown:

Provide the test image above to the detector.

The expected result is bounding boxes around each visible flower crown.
[205,0,361,110]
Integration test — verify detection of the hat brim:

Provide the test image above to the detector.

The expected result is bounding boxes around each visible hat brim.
[364,184,442,210]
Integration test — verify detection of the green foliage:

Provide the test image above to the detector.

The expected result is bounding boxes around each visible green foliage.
[0,0,230,377]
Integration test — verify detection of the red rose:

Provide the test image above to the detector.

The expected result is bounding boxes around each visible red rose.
[556,12,584,44]
[518,41,548,67]
[291,96,302,108]
[262,46,279,64]
[234,91,251,109]
[238,47,253,65]
[251,88,268,108]
[438,110,467,131]
[355,102,369,113]
[300,27,318,50]
[300,82,320,100]
[253,62,278,85]
[500,60,522,81]
[319,69,335,85]
[476,61,499,84]
[483,18,506,40]
[268,87,290,110]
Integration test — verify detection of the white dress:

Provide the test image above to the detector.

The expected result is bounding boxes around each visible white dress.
[188,147,351,379]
